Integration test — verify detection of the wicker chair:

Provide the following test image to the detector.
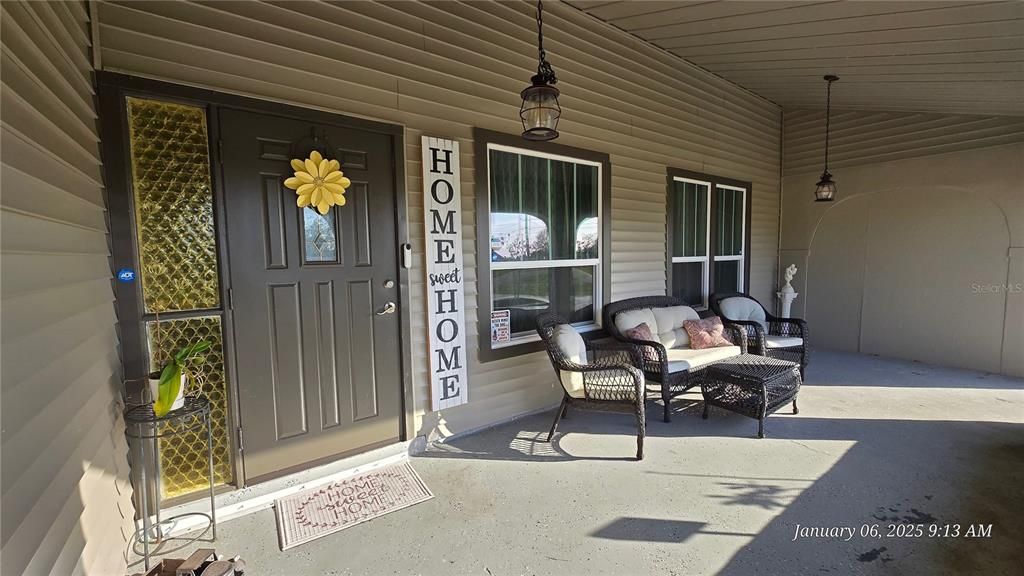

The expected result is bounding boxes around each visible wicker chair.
[536,312,647,460]
[710,292,809,373]
[603,296,745,423]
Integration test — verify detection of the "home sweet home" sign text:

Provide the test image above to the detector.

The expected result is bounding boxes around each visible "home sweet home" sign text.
[422,136,468,411]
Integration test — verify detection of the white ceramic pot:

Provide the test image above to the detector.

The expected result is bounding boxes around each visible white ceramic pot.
[149,372,187,412]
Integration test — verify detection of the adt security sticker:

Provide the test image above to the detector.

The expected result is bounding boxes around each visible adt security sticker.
[117,268,136,283]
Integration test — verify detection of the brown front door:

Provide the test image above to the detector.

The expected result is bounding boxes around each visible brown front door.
[220,109,402,483]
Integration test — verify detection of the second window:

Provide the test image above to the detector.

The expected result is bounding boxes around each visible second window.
[668,169,749,308]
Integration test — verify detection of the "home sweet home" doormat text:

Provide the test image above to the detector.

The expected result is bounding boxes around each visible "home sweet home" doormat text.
[274,461,433,550]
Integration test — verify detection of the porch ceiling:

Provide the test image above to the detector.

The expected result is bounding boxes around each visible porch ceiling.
[566,1,1024,116]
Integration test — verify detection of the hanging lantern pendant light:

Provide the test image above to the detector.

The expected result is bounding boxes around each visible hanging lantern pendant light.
[815,75,839,202]
[521,0,561,141]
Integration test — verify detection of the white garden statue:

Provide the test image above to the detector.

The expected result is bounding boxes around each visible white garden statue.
[781,264,798,294]
[777,264,799,317]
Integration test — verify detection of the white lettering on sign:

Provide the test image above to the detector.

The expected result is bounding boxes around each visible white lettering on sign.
[422,136,468,411]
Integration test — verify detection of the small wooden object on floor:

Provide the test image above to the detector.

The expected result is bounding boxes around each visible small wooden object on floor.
[130,548,245,576]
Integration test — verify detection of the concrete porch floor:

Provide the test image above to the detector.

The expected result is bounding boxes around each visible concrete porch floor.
[160,350,1023,575]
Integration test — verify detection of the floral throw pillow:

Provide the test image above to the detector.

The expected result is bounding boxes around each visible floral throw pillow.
[624,323,660,362]
[682,316,734,350]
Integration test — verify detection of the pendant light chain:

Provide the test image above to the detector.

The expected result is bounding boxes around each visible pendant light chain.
[535,0,557,85]
[824,78,832,173]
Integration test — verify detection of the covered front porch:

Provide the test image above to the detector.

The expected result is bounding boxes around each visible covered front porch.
[189,350,1023,575]
[3,1,1023,575]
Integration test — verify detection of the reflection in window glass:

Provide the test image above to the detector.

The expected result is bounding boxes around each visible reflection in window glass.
[490,213,548,262]
[303,207,338,262]
[576,217,599,260]
[489,150,598,262]
[488,146,602,341]
[492,266,595,335]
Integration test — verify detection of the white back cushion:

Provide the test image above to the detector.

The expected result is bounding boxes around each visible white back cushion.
[552,324,587,397]
[614,308,658,338]
[652,305,699,348]
[720,297,767,329]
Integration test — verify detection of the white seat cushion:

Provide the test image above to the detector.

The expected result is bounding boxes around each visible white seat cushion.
[719,297,768,330]
[765,335,803,349]
[614,308,658,339]
[652,305,700,348]
[552,324,588,398]
[665,345,741,373]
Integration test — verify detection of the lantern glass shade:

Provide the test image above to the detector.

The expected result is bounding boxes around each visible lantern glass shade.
[815,172,837,202]
[520,83,560,141]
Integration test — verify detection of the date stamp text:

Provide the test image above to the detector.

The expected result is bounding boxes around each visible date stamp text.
[791,523,992,541]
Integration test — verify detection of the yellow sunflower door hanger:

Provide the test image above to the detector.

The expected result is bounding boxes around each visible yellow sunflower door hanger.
[284,150,352,214]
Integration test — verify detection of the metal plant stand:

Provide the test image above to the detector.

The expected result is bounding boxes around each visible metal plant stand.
[125,396,217,571]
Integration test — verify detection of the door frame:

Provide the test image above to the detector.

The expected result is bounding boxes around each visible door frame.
[98,72,415,491]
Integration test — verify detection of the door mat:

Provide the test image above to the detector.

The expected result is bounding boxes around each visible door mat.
[274,461,433,550]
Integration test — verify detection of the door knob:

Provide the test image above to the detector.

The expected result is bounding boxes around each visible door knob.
[376,301,397,315]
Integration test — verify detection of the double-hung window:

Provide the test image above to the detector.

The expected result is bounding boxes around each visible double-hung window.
[667,169,750,308]
[476,130,610,360]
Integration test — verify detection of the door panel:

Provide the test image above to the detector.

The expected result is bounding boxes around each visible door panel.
[268,282,306,440]
[220,109,402,483]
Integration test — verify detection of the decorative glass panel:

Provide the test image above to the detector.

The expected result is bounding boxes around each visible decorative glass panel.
[303,207,338,262]
[672,181,708,258]
[492,266,595,335]
[127,97,219,313]
[715,187,744,257]
[715,260,742,292]
[146,316,231,498]
[672,261,705,306]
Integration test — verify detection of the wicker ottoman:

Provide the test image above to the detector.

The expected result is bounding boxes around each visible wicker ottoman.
[697,354,801,438]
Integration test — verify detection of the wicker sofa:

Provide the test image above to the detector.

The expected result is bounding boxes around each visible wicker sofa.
[603,296,745,422]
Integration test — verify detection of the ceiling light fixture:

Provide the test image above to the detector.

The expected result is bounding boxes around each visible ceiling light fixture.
[520,0,560,141]
[815,74,839,202]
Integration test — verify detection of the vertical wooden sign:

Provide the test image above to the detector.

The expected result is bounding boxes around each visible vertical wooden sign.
[422,137,468,411]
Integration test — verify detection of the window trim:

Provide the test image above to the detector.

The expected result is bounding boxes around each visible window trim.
[475,128,611,362]
[666,168,752,308]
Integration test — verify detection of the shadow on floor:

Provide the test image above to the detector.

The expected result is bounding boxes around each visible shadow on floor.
[416,405,1023,573]
[590,518,706,543]
[709,425,1024,576]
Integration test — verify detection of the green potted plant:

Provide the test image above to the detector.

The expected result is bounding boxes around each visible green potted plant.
[149,314,211,417]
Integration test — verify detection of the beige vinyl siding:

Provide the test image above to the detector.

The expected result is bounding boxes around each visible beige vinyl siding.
[783,109,1024,175]
[97,0,781,438]
[1,1,134,575]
